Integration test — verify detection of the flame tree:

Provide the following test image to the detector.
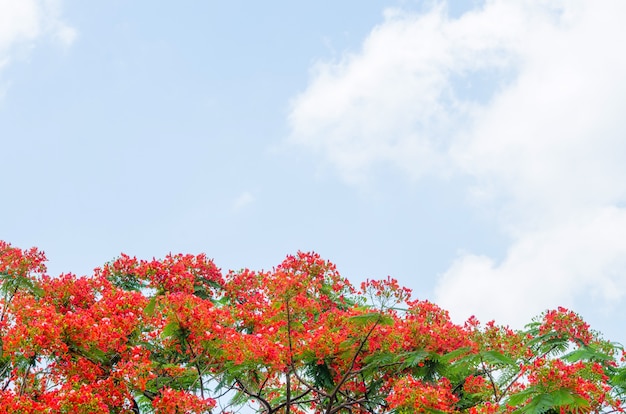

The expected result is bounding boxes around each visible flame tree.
[1,240,625,413]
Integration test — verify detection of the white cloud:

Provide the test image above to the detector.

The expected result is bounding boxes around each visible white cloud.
[0,0,76,83]
[43,0,77,47]
[0,1,40,53]
[288,2,525,184]
[289,1,626,327]
[232,191,255,211]
[437,207,626,326]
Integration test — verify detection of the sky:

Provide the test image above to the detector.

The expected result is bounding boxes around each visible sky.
[2,0,626,344]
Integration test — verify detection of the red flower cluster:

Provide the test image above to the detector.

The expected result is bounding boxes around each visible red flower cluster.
[539,306,593,344]
[387,376,458,412]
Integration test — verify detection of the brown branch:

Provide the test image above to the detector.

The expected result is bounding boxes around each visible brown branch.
[18,354,37,396]
[180,333,206,399]
[235,379,273,412]
[214,381,237,400]
[291,366,331,398]
[285,298,293,414]
[272,388,313,412]
[324,314,382,414]
[285,368,291,414]
[329,396,369,414]
[481,360,499,400]
[499,343,559,402]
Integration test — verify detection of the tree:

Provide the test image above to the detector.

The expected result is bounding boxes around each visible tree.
[1,240,625,413]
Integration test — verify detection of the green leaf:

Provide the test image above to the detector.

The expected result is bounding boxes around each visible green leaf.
[0,356,12,380]
[0,273,44,298]
[107,271,145,291]
[549,389,589,412]
[305,360,335,390]
[563,345,612,363]
[144,296,157,316]
[134,393,154,412]
[415,357,447,383]
[401,349,430,368]
[440,347,473,363]
[86,347,108,364]
[512,389,589,414]
[193,284,207,299]
[549,389,575,407]
[507,388,536,406]
[349,312,393,326]
[27,280,45,298]
[526,331,561,348]
[569,394,591,410]
[522,393,555,414]
[205,279,223,290]
[610,366,626,391]
[161,321,180,339]
[211,296,229,307]
[481,350,518,367]
[524,321,542,333]
[362,351,397,368]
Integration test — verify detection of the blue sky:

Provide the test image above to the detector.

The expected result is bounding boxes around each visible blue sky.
[2,0,626,344]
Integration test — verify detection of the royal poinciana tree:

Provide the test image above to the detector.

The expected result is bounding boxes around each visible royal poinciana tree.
[1,240,625,413]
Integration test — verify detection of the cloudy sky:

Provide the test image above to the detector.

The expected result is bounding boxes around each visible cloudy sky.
[2,0,626,343]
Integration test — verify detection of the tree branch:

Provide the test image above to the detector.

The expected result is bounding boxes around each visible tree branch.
[235,379,273,413]
[324,314,382,414]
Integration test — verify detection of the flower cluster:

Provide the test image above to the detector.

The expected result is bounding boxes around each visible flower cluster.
[387,376,458,413]
[539,307,594,344]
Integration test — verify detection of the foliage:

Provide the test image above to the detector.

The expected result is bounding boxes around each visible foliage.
[1,240,625,413]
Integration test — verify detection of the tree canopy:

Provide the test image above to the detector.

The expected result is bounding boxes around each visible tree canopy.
[1,240,625,413]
